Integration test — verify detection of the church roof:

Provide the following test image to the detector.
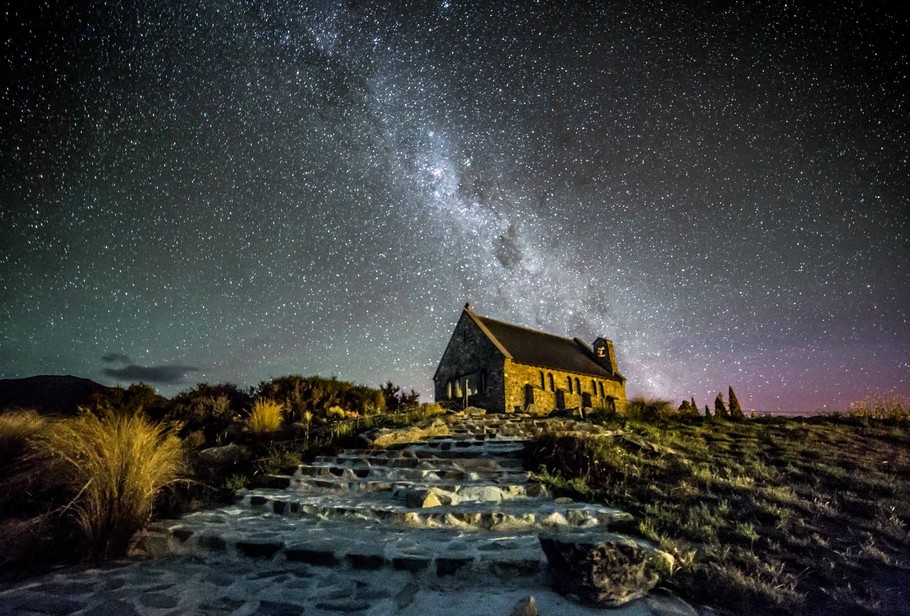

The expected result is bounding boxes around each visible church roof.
[468,309,624,381]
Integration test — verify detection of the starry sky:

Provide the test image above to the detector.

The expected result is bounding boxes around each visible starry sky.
[1,1,907,413]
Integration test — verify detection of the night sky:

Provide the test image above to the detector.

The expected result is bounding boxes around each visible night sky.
[2,1,907,413]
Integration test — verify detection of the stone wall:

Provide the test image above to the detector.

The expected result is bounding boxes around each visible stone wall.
[503,360,626,413]
[433,311,506,412]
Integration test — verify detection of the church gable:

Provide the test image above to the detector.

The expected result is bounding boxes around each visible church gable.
[434,305,628,414]
[433,305,507,410]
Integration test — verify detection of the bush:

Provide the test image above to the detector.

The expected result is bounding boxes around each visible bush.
[624,396,675,421]
[166,383,251,445]
[38,409,185,560]
[248,399,283,434]
[845,393,909,424]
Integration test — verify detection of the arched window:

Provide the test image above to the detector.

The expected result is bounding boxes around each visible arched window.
[591,379,597,394]
[548,374,555,391]
[540,371,545,389]
[599,382,605,397]
[575,378,581,393]
[567,376,573,393]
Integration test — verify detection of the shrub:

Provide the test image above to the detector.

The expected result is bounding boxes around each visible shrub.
[624,396,675,420]
[167,383,250,444]
[845,393,909,424]
[38,409,184,560]
[248,399,283,434]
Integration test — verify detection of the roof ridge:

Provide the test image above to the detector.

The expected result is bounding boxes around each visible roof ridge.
[475,314,579,345]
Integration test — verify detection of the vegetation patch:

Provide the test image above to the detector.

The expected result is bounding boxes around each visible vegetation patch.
[526,403,910,615]
[0,374,441,570]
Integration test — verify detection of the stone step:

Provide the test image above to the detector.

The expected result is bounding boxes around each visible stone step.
[145,514,652,581]
[147,516,546,579]
[403,439,528,453]
[289,477,548,501]
[316,452,526,469]
[237,489,632,531]
[294,463,530,483]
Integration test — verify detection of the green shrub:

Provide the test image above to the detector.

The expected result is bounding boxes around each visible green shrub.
[38,409,185,560]
[248,399,283,434]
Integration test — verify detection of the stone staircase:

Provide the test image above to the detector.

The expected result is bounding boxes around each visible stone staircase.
[144,411,659,582]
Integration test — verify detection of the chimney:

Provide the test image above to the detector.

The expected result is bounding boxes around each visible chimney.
[592,337,617,374]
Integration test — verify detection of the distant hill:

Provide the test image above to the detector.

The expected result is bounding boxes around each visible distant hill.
[0,375,112,415]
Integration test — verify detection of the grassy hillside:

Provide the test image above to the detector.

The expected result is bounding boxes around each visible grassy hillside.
[526,399,910,615]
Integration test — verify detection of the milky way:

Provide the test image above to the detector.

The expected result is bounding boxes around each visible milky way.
[2,1,907,412]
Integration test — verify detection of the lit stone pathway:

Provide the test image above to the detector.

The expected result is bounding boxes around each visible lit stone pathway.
[0,412,709,615]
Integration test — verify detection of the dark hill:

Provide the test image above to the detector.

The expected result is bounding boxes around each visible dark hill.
[0,375,112,415]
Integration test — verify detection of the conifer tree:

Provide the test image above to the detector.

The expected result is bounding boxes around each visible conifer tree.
[728,386,745,420]
[714,392,728,418]
[704,404,711,417]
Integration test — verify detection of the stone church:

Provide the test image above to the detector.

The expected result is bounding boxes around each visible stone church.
[433,304,627,413]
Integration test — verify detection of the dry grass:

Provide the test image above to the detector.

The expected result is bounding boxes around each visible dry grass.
[527,414,910,615]
[0,410,46,456]
[37,409,185,560]
[844,393,909,423]
[248,398,284,434]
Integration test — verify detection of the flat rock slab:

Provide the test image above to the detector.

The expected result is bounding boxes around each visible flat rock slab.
[0,555,698,616]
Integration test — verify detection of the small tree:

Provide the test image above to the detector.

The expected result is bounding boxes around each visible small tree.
[728,386,745,420]
[714,392,729,418]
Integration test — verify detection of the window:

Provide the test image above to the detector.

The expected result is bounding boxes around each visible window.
[599,382,605,397]
[540,371,545,389]
[575,378,581,393]
[567,376,573,393]
[591,379,597,394]
[548,373,555,391]
[452,371,481,398]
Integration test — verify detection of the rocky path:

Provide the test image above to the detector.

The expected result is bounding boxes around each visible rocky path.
[0,411,708,615]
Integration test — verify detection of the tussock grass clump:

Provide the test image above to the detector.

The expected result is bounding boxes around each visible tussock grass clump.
[248,398,284,434]
[0,410,46,461]
[39,409,184,560]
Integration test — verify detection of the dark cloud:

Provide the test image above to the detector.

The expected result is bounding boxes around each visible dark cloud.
[101,353,131,364]
[103,364,199,385]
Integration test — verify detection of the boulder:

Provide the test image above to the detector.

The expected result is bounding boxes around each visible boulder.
[538,532,660,607]
[509,595,538,616]
[404,487,458,508]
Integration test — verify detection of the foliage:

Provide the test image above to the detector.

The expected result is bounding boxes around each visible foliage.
[0,410,46,462]
[87,383,170,421]
[380,380,420,412]
[842,393,909,425]
[166,383,250,445]
[37,408,185,560]
[728,387,745,419]
[526,415,910,615]
[256,375,385,423]
[622,396,675,420]
[247,398,284,434]
[714,392,729,418]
